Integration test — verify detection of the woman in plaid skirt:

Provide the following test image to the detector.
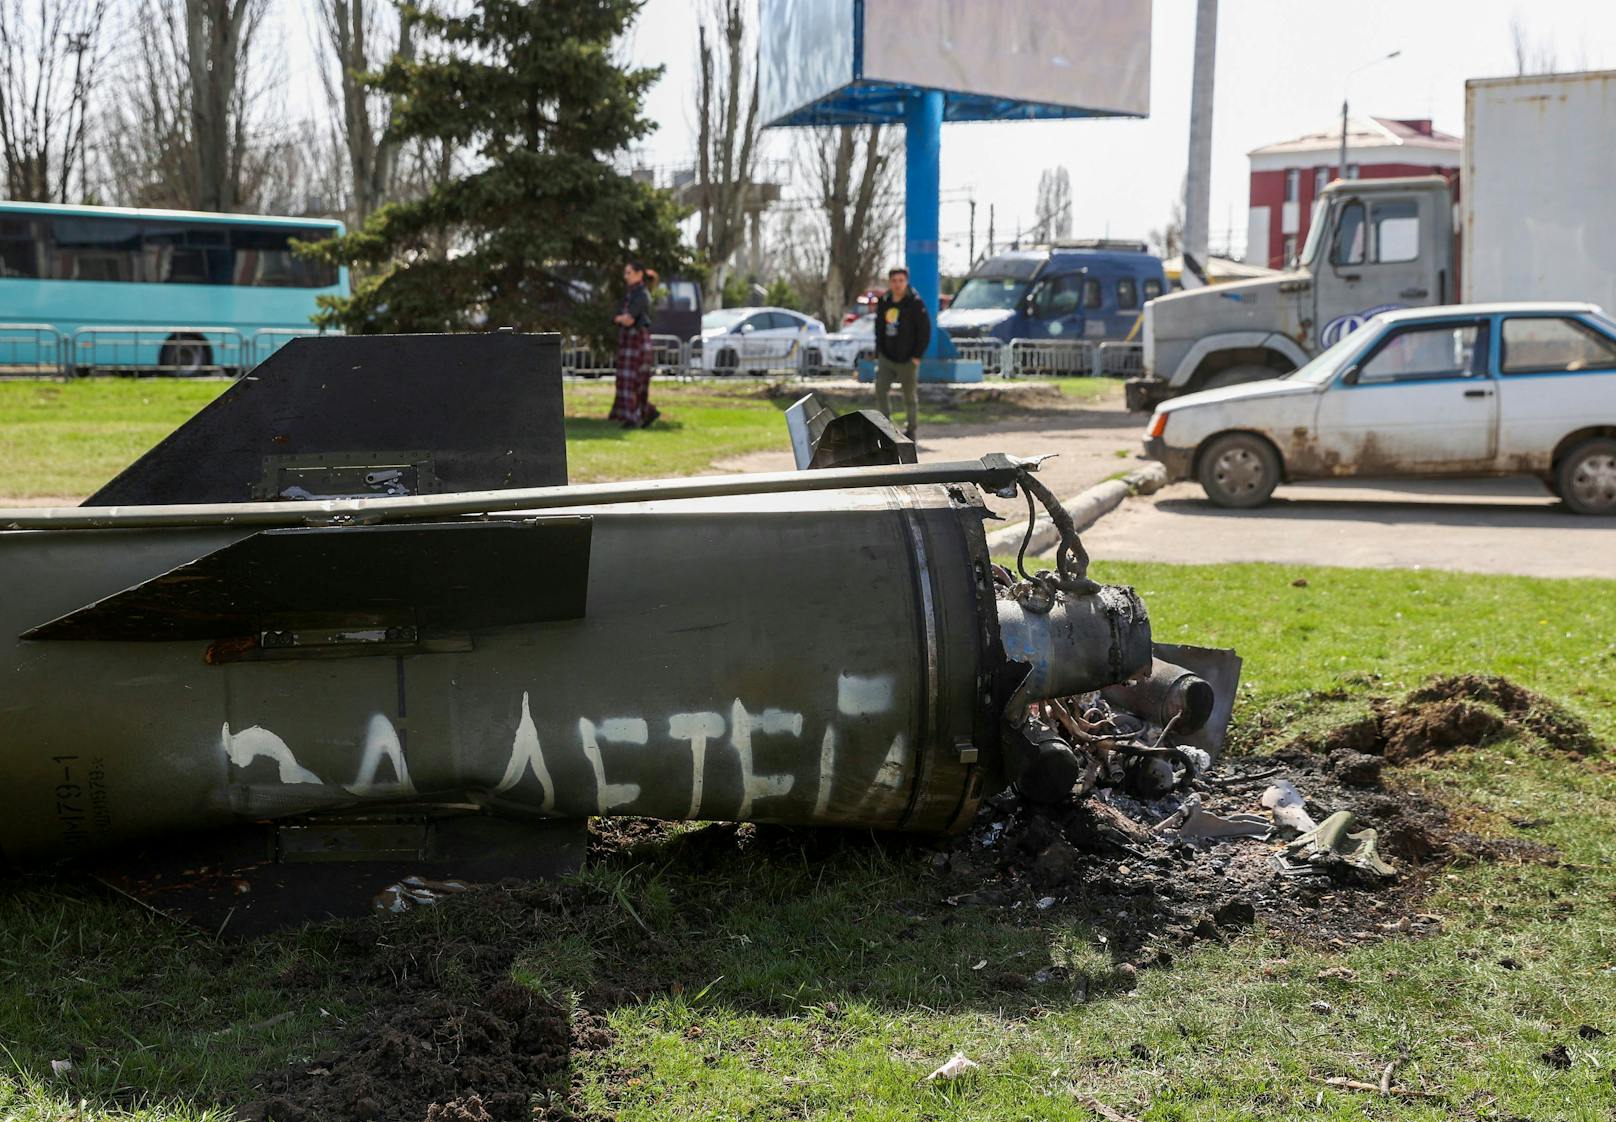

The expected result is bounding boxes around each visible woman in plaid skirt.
[609,260,660,429]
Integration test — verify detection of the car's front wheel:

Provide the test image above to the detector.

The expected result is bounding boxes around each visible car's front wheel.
[1197,432,1281,508]
[1555,437,1616,515]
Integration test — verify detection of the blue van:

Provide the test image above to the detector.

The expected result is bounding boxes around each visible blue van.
[938,241,1166,344]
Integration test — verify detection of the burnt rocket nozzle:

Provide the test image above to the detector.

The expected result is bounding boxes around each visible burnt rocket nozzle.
[1100,658,1216,734]
[996,585,1153,713]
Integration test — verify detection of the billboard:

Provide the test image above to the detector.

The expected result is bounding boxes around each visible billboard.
[758,0,856,128]
[862,0,1151,118]
[760,0,1151,125]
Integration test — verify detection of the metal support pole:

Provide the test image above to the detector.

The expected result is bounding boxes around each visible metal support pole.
[1182,0,1217,289]
[904,89,954,358]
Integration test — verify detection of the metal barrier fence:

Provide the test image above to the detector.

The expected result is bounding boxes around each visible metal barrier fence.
[951,337,1005,376]
[0,320,1147,383]
[69,326,250,376]
[0,323,64,375]
[1097,341,1144,378]
[1003,338,1096,378]
[250,328,321,366]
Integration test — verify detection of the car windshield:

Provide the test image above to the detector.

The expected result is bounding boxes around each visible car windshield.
[950,276,1027,311]
[701,309,750,330]
[1285,325,1373,384]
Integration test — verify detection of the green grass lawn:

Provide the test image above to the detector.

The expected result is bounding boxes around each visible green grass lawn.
[1,563,1612,1121]
[0,376,1116,499]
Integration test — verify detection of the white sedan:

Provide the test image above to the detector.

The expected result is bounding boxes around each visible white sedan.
[1143,302,1616,514]
[824,313,876,368]
[695,306,829,373]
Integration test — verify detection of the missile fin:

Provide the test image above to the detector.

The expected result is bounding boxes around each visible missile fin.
[22,517,591,642]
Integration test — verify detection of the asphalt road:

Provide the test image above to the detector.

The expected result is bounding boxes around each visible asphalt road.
[1085,476,1616,579]
[715,387,1615,580]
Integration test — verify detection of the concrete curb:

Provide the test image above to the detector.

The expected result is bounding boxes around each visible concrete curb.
[985,461,1168,557]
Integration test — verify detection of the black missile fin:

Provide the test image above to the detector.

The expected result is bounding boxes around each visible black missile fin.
[23,518,590,642]
[85,332,567,507]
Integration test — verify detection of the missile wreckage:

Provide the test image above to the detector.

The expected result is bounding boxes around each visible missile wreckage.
[0,332,1237,928]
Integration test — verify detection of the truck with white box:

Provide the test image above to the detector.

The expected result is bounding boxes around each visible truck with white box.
[1127,70,1616,410]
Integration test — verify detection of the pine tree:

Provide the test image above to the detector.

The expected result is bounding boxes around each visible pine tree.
[303,0,686,337]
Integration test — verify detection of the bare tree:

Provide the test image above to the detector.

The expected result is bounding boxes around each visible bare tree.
[693,0,760,303]
[1509,15,1559,76]
[792,125,900,326]
[102,0,275,211]
[0,0,110,202]
[1031,166,1072,244]
[1148,186,1184,259]
[315,0,415,226]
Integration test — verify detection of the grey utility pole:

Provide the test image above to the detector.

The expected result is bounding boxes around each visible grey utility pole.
[1339,50,1402,179]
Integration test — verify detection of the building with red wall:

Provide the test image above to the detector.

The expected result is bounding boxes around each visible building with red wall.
[1247,117,1460,269]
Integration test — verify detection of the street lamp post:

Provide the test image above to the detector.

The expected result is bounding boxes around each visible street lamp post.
[1339,50,1402,180]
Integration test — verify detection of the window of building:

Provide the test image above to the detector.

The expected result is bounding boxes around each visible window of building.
[1314,167,1331,195]
[1346,163,1360,180]
[1357,322,1485,383]
[1500,317,1616,374]
[1116,278,1139,309]
[1282,235,1298,265]
[1284,169,1299,202]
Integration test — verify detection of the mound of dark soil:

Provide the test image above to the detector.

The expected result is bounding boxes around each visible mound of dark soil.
[238,882,615,1122]
[1298,674,1598,764]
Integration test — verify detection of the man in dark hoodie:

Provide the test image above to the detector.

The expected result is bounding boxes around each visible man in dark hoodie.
[873,266,931,440]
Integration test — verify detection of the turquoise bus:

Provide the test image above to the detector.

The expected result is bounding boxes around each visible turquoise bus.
[0,201,347,375]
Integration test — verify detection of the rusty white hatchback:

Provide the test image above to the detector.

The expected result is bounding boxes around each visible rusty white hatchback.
[1142,302,1616,514]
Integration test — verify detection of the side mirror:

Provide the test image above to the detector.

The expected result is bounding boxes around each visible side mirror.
[740,324,755,335]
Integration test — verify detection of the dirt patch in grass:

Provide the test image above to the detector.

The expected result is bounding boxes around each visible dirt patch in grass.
[1304,674,1600,764]
[239,882,615,1122]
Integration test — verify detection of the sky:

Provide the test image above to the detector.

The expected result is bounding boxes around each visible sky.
[283,0,1616,273]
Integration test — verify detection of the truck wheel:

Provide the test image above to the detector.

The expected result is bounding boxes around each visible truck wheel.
[1555,437,1616,515]
[1199,364,1281,391]
[1198,433,1280,508]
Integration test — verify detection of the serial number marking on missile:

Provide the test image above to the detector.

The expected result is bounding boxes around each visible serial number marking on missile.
[51,754,89,849]
[88,757,112,832]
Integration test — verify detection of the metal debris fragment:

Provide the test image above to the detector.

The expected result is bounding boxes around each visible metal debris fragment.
[1261,781,1319,835]
[1274,811,1396,880]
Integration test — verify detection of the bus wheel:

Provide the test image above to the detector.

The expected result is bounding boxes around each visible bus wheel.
[160,334,213,376]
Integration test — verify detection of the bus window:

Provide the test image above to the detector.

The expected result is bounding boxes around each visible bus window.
[657,278,699,311]
[0,218,40,278]
[1083,278,1102,310]
[50,217,142,282]
[232,226,337,288]
[143,224,232,285]
[1142,278,1162,301]
[1116,278,1139,309]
